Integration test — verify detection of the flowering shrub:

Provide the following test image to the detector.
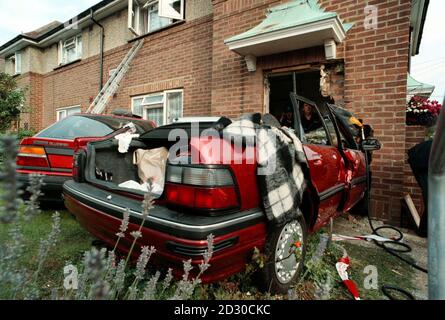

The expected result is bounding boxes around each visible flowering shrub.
[406,96,442,126]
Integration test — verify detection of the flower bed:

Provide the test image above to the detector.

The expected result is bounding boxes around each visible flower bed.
[406,96,442,127]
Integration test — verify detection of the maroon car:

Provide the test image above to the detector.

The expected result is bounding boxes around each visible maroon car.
[16,111,154,202]
[63,96,379,293]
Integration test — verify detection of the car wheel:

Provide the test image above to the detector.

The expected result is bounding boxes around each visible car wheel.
[259,215,307,294]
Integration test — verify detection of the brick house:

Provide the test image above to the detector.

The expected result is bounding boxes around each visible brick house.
[0,0,431,223]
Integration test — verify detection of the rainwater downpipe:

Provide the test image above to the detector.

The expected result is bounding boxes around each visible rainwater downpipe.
[90,9,104,91]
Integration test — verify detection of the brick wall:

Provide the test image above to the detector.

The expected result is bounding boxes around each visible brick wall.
[211,0,412,222]
[320,0,412,223]
[15,72,44,131]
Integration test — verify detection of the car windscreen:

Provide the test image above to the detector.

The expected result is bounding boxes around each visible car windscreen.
[36,115,153,140]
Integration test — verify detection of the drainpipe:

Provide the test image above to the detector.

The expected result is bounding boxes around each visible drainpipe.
[90,9,104,91]
[428,108,445,299]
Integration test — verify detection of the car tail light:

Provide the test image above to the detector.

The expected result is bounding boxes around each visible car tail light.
[16,146,49,168]
[165,165,240,213]
[73,150,86,183]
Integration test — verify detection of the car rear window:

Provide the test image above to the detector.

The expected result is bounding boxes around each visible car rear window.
[36,115,153,140]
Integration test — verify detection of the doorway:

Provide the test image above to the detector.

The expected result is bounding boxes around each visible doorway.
[268,70,333,127]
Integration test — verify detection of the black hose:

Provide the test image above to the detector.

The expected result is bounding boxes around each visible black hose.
[363,149,428,274]
[362,142,428,299]
[382,285,415,300]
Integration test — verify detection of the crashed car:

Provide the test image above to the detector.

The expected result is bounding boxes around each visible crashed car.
[63,95,380,293]
[16,111,154,202]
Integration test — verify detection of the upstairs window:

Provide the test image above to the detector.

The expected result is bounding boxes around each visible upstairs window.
[128,0,184,36]
[132,90,183,126]
[9,52,22,75]
[14,52,22,74]
[59,35,82,65]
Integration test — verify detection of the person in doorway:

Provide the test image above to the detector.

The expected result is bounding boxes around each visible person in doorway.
[279,106,294,128]
[301,103,322,133]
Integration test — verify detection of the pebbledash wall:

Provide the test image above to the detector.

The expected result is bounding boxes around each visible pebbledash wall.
[6,0,421,223]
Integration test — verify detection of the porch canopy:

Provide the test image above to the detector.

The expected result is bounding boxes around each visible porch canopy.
[224,0,352,71]
[407,73,435,99]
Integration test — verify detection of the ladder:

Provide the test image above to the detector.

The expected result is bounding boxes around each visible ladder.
[87,39,145,114]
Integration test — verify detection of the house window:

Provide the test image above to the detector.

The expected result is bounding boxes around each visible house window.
[132,90,183,126]
[148,2,172,32]
[59,35,82,65]
[128,0,184,36]
[14,52,22,74]
[9,52,22,75]
[56,106,81,121]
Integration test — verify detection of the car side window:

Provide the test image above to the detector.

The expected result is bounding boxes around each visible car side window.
[299,102,331,146]
[321,115,339,148]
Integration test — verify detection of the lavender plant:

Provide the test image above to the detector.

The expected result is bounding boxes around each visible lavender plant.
[0,135,215,300]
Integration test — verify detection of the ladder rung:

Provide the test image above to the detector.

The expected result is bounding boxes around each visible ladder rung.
[88,39,145,114]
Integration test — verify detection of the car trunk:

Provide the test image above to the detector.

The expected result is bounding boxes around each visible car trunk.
[84,121,222,198]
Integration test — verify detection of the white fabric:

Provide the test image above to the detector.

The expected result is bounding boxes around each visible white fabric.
[118,180,164,197]
[115,132,140,153]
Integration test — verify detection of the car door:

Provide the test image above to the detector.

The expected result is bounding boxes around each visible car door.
[327,105,367,212]
[290,94,346,230]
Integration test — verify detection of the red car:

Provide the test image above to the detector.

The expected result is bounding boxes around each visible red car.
[63,96,379,293]
[17,111,154,202]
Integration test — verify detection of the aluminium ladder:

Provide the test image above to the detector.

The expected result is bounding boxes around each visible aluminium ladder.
[87,39,145,114]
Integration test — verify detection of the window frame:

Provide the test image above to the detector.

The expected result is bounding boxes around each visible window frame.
[158,0,185,20]
[14,52,22,75]
[128,0,184,36]
[290,94,335,147]
[147,1,173,33]
[56,105,81,122]
[131,89,183,126]
[59,34,82,65]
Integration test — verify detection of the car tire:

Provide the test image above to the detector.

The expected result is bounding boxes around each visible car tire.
[258,214,307,295]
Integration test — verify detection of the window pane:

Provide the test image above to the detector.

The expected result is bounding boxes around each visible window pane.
[77,36,82,59]
[57,110,67,121]
[145,106,164,126]
[167,91,183,123]
[142,94,164,105]
[149,4,171,32]
[67,107,81,116]
[15,53,22,74]
[322,116,338,147]
[133,98,144,116]
[299,102,329,146]
[66,47,77,63]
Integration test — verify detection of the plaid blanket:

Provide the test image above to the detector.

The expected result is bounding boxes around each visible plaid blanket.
[223,119,308,225]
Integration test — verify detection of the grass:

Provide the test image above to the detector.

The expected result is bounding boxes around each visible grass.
[0,209,94,298]
[0,209,418,300]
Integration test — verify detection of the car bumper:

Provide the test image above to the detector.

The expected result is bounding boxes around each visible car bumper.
[63,180,267,283]
[18,172,71,202]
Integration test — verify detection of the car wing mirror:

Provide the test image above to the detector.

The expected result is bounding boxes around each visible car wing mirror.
[361,138,381,152]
